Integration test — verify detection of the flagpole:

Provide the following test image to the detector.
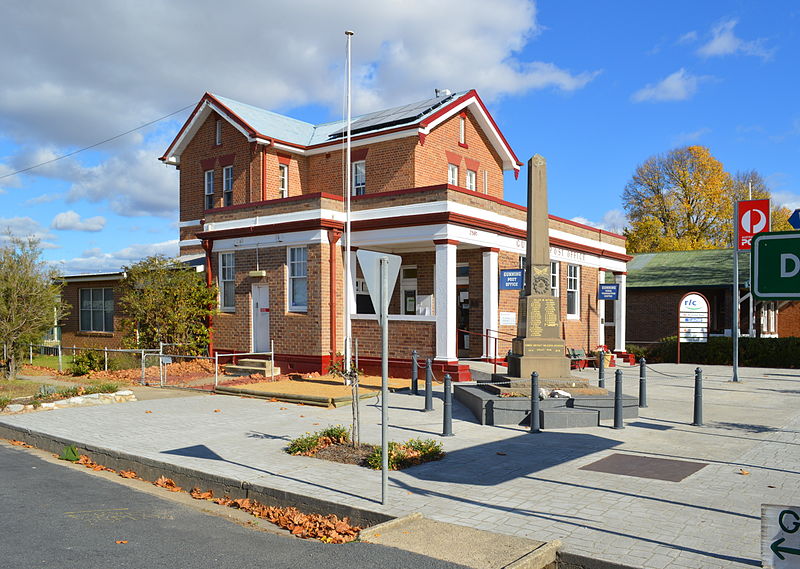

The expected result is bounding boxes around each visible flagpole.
[732,200,740,382]
[344,30,354,373]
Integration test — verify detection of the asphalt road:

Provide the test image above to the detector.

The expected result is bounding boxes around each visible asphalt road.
[0,443,466,569]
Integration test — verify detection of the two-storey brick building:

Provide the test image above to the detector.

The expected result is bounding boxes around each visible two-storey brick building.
[161,90,630,377]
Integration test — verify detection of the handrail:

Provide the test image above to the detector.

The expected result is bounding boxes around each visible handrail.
[456,328,511,375]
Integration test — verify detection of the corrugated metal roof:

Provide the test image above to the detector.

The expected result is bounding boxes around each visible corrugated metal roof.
[627,249,750,288]
[212,91,466,147]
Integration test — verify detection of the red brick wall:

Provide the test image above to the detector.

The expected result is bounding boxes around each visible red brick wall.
[60,279,125,349]
[352,319,436,360]
[778,302,800,337]
[561,263,599,351]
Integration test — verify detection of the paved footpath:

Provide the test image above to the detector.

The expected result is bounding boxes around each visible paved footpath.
[3,363,799,568]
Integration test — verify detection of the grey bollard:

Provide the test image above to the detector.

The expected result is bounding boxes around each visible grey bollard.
[638,357,648,408]
[442,373,453,436]
[530,371,541,433]
[598,352,605,389]
[424,358,434,412]
[613,369,624,429]
[411,350,419,395]
[692,367,703,426]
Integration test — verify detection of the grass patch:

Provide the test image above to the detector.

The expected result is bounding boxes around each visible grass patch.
[0,379,44,399]
[27,354,74,370]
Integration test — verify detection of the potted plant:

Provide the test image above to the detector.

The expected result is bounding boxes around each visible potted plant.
[595,345,613,368]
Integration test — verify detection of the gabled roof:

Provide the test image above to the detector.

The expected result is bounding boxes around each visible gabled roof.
[627,249,750,288]
[160,90,522,173]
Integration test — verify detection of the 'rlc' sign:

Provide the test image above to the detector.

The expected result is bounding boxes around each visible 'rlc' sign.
[738,199,771,250]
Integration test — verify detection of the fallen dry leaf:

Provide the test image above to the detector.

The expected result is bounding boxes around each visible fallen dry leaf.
[9,440,32,448]
[213,409,221,413]
[279,407,287,410]
[115,540,128,544]
[739,469,750,475]
[299,415,304,418]
[269,398,278,402]
[119,470,138,479]
[154,476,182,492]
[312,423,320,426]
[145,410,152,414]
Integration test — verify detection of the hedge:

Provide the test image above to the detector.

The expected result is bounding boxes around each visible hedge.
[644,336,800,368]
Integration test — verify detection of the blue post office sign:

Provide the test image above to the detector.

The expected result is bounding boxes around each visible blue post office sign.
[598,283,619,300]
[499,269,524,290]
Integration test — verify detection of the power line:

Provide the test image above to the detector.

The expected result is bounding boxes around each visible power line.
[0,103,195,180]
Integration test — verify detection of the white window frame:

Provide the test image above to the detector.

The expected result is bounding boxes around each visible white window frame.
[278,164,288,198]
[79,288,114,332]
[215,120,222,145]
[288,246,308,312]
[466,169,476,191]
[204,170,214,210]
[566,264,580,319]
[550,261,559,297]
[448,163,459,186]
[352,160,365,196]
[459,116,466,145]
[223,165,233,207]
[400,266,418,315]
[219,252,235,312]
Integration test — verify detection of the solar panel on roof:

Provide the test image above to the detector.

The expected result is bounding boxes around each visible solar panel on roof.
[328,93,457,139]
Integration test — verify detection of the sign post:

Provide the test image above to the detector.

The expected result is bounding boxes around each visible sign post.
[356,249,401,505]
[733,199,771,382]
[762,504,800,568]
[677,292,709,364]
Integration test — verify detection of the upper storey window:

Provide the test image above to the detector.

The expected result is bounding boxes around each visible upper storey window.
[204,170,214,210]
[279,164,288,198]
[215,120,222,145]
[448,163,459,186]
[352,160,365,196]
[466,170,476,191]
[223,166,233,206]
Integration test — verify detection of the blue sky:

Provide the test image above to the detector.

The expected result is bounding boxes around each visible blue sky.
[1,1,798,273]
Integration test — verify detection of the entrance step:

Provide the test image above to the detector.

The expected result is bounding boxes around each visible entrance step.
[224,358,279,377]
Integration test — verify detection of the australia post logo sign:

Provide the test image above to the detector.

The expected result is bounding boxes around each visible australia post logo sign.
[739,199,771,250]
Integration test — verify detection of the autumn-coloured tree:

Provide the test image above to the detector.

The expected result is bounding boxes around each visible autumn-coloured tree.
[623,146,790,253]
[0,236,67,379]
[117,256,217,355]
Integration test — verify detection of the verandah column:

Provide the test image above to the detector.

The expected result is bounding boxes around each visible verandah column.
[482,248,499,360]
[614,272,627,352]
[434,240,458,362]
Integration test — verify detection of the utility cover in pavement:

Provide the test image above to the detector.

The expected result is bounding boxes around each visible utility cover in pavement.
[579,453,707,482]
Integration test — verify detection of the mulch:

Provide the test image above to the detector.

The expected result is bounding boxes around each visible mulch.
[313,443,376,467]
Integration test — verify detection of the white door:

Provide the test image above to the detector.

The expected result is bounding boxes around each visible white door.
[252,284,270,352]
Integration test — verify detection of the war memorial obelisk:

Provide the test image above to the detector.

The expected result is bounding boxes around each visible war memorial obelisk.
[508,155,575,381]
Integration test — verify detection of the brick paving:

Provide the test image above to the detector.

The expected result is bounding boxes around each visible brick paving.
[2,363,799,568]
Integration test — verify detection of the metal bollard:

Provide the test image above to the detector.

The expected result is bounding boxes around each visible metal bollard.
[424,358,434,412]
[104,347,108,371]
[58,344,63,373]
[638,357,648,408]
[598,352,605,389]
[411,350,418,395]
[530,371,541,433]
[29,344,33,364]
[613,369,624,429]
[442,373,453,436]
[692,367,703,426]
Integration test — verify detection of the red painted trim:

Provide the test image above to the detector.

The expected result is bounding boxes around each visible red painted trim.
[160,95,212,161]
[465,157,480,171]
[434,239,460,246]
[201,239,214,355]
[327,229,342,357]
[458,142,469,149]
[277,154,291,166]
[458,111,467,119]
[514,169,520,180]
[350,148,368,161]
[548,213,627,241]
[482,247,500,253]
[218,153,235,167]
[204,191,343,214]
[200,158,216,170]
[418,132,426,145]
[198,218,344,240]
[445,150,462,165]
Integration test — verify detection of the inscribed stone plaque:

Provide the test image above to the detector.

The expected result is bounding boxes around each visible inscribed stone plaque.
[526,296,560,339]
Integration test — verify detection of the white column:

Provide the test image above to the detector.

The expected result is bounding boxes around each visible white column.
[598,269,606,348]
[614,272,627,352]
[482,249,499,359]
[348,250,357,319]
[435,240,457,362]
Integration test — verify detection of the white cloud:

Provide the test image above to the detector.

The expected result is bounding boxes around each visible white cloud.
[676,31,698,45]
[53,239,179,274]
[697,19,774,60]
[771,191,800,211]
[673,127,711,145]
[0,216,59,248]
[50,210,106,232]
[631,68,708,103]
[570,210,627,234]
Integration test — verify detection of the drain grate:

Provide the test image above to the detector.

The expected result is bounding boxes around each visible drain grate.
[579,453,707,482]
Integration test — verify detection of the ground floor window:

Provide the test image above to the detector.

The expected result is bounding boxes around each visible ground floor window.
[567,264,579,318]
[400,266,418,315]
[288,246,308,311]
[220,252,235,311]
[80,288,114,332]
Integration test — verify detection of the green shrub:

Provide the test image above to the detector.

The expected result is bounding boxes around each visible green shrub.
[318,425,349,444]
[286,425,351,456]
[625,344,648,360]
[70,351,105,376]
[0,396,11,410]
[366,438,444,470]
[84,382,120,395]
[648,336,800,368]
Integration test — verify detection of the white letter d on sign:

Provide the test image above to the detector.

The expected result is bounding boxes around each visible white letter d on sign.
[780,253,800,278]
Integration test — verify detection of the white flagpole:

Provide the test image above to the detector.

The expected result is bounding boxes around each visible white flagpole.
[344,30,354,373]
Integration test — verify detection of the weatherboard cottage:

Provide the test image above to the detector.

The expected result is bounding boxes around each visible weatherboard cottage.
[160,90,630,378]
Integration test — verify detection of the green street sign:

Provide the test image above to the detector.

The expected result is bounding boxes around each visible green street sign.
[752,231,800,300]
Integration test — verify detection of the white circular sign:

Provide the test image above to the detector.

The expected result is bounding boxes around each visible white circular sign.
[742,208,768,234]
